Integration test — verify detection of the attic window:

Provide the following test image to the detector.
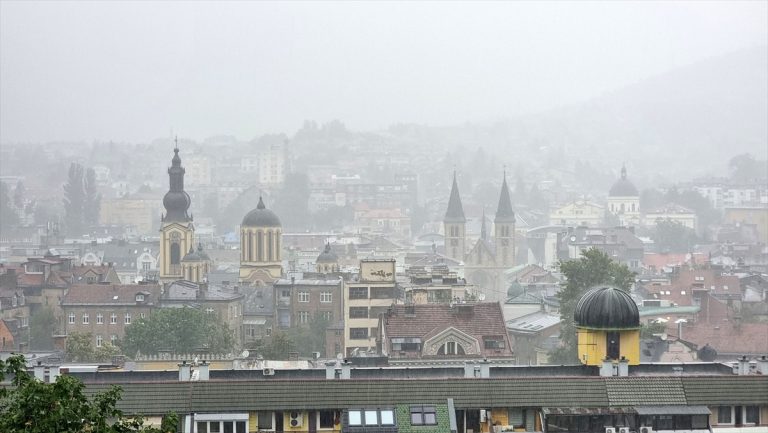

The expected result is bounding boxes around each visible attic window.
[681,290,686,295]
[112,295,119,300]
[135,294,145,302]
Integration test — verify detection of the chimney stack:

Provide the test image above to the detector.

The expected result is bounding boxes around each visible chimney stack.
[198,361,209,381]
[33,361,45,381]
[617,357,629,377]
[737,355,750,376]
[178,360,191,381]
[600,358,615,377]
[757,355,768,375]
[340,360,351,379]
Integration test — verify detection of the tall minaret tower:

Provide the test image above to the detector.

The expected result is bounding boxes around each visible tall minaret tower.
[159,144,195,283]
[443,172,466,262]
[494,172,516,268]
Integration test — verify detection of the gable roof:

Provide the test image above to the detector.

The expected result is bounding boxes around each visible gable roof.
[384,302,511,356]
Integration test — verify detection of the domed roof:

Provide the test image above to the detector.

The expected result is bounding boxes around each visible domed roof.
[609,165,639,197]
[574,286,640,329]
[163,190,191,221]
[242,196,281,227]
[182,244,210,262]
[316,243,338,263]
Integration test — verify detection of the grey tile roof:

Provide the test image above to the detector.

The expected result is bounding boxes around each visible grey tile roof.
[682,376,768,405]
[605,377,686,406]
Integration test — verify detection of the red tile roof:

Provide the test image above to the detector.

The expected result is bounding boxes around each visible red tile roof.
[383,302,512,356]
[673,321,768,356]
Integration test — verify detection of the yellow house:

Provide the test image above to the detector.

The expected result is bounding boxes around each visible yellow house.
[574,286,640,366]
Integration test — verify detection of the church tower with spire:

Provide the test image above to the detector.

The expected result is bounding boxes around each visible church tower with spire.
[494,173,516,267]
[159,145,195,283]
[443,172,466,262]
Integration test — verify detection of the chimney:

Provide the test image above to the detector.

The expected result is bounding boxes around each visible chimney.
[178,360,191,381]
[198,361,209,381]
[49,366,61,382]
[756,355,768,375]
[479,358,490,378]
[33,361,45,381]
[737,355,750,376]
[617,356,629,377]
[340,360,351,379]
[600,358,615,377]
[463,360,475,378]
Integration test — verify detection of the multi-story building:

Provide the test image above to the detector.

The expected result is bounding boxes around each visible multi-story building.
[549,200,605,227]
[344,259,398,356]
[99,196,162,235]
[402,264,474,304]
[258,142,287,185]
[61,284,162,348]
[273,277,343,331]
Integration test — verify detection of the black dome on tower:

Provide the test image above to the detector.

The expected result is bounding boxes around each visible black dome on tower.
[242,196,281,227]
[162,147,192,222]
[574,286,640,329]
[316,243,338,263]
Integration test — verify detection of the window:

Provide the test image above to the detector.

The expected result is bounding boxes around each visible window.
[321,311,333,321]
[364,410,378,426]
[205,307,215,314]
[96,335,102,347]
[319,410,336,429]
[96,313,103,324]
[349,411,362,426]
[484,337,506,350]
[257,411,273,430]
[281,289,291,298]
[135,294,144,302]
[350,328,368,340]
[438,341,464,355]
[111,335,117,344]
[371,287,394,299]
[410,406,437,425]
[140,312,145,319]
[718,406,733,424]
[508,408,527,429]
[110,313,117,324]
[320,291,332,303]
[82,313,89,324]
[298,291,309,303]
[349,307,368,319]
[298,311,309,324]
[68,313,75,324]
[124,313,131,325]
[349,287,368,299]
[746,406,760,424]
[380,410,395,426]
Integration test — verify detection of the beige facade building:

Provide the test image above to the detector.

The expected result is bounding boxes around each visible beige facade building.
[607,165,641,227]
[550,200,605,227]
[100,197,161,235]
[239,197,283,285]
[159,148,198,283]
[344,259,397,356]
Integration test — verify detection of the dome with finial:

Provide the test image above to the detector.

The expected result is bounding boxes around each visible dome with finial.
[574,286,640,329]
[242,196,281,227]
[162,147,192,222]
[608,165,639,197]
[182,243,210,262]
[316,243,338,263]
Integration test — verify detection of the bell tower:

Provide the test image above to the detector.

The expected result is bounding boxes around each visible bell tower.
[494,172,515,267]
[443,172,466,262]
[159,143,195,283]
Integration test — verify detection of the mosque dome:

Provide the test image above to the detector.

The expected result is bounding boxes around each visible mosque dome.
[574,286,640,329]
[242,196,281,227]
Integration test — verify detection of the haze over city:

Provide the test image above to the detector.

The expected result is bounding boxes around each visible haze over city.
[0,3,767,432]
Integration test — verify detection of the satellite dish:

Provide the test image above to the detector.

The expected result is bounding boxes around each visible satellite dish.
[241,350,250,358]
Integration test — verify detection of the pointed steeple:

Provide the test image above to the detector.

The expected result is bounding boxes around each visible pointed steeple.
[257,196,266,210]
[480,208,488,241]
[444,171,466,223]
[621,164,627,180]
[495,172,515,223]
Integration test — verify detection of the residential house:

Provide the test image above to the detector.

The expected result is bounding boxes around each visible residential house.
[549,200,605,227]
[378,302,513,361]
[344,259,398,356]
[61,284,162,348]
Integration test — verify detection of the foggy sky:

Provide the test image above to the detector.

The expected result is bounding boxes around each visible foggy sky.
[1,1,766,143]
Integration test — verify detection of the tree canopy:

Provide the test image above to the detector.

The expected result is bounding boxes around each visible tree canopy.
[0,354,177,433]
[551,248,635,364]
[120,307,235,357]
[652,218,698,253]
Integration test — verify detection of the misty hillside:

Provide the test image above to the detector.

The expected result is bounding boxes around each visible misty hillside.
[508,47,767,176]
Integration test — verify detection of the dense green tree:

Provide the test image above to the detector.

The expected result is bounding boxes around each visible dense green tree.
[65,331,96,362]
[13,180,25,209]
[285,314,330,357]
[0,354,177,433]
[728,153,767,183]
[84,167,101,227]
[259,331,294,360]
[0,182,19,232]
[29,307,56,350]
[273,172,311,230]
[550,248,635,364]
[63,162,86,235]
[652,219,698,253]
[120,307,235,357]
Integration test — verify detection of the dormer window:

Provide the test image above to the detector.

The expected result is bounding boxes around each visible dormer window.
[135,294,145,302]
